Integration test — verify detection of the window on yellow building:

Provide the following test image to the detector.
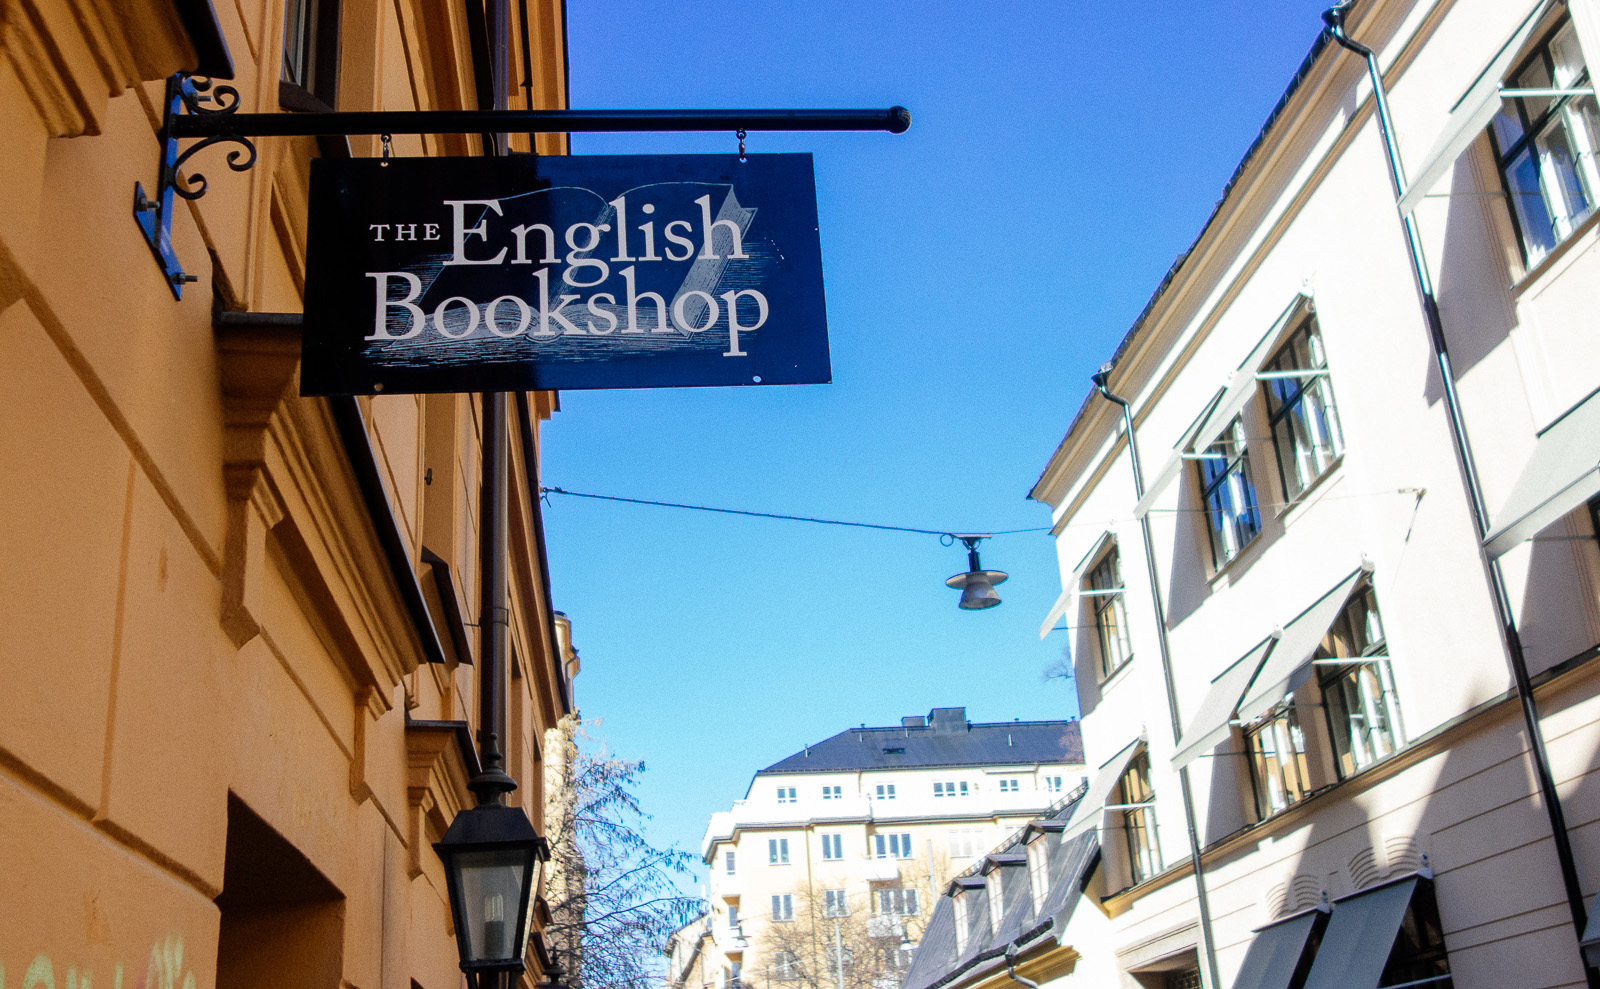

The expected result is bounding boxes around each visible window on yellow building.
[280,0,339,111]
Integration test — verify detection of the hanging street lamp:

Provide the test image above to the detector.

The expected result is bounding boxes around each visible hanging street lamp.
[946,534,1007,610]
[434,802,551,986]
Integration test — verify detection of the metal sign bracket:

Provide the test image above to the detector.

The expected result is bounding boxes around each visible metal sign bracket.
[133,71,910,299]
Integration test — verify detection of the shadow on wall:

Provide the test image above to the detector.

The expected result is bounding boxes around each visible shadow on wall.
[1423,153,1520,410]
[215,793,346,989]
[1226,684,1600,986]
[1518,517,1600,680]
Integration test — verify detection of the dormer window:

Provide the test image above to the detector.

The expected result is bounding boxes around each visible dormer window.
[986,870,1004,933]
[952,891,969,955]
[1026,835,1051,913]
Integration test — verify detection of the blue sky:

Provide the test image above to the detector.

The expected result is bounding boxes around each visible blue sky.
[548,0,1339,873]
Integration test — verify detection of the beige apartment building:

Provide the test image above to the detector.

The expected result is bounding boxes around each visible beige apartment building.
[0,1,576,989]
[678,708,1083,989]
[1023,0,1600,986]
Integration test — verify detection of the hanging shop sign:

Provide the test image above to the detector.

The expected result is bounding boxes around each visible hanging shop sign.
[300,153,830,395]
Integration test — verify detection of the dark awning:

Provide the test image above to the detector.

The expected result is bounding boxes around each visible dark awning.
[1228,907,1328,989]
[1300,876,1422,989]
[1484,386,1600,559]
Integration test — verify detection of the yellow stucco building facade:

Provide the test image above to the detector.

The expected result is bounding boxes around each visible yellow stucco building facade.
[0,2,576,988]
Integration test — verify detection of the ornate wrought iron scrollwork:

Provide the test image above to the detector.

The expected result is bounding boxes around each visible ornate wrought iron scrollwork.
[170,77,257,202]
[170,134,257,201]
[133,73,262,299]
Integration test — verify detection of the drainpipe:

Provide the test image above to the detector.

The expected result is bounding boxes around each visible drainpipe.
[1091,372,1222,989]
[1003,945,1040,989]
[1322,6,1596,980]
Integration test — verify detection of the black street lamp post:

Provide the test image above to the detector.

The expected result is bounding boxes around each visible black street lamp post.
[433,385,552,989]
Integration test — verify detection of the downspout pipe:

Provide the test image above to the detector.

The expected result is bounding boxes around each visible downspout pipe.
[1003,945,1040,989]
[1091,371,1222,989]
[1322,5,1596,979]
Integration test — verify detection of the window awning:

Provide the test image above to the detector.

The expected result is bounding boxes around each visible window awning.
[1039,586,1077,640]
[1300,876,1425,989]
[1062,738,1143,839]
[1133,296,1309,519]
[1396,1,1557,217]
[1483,386,1600,559]
[1236,567,1368,724]
[1171,636,1279,770]
[1132,391,1224,520]
[1040,531,1117,639]
[1228,907,1330,989]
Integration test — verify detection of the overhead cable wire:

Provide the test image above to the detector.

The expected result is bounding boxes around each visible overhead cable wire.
[539,486,1048,538]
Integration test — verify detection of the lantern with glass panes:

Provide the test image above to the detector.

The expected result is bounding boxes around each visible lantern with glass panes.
[434,800,551,983]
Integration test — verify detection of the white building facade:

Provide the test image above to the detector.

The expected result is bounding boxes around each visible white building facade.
[693,708,1084,989]
[1030,0,1600,986]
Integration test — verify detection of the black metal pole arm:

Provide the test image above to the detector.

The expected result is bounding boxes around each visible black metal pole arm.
[172,106,912,139]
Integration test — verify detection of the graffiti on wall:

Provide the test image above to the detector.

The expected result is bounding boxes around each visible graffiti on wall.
[0,935,197,989]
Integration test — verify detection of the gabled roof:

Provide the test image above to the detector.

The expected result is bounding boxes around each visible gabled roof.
[758,708,1084,775]
[902,788,1099,989]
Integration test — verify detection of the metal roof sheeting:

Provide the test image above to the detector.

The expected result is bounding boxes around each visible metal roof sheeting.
[902,794,1098,989]
[759,712,1084,775]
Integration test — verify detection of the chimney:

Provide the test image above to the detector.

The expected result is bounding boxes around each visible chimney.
[928,707,967,732]
[901,716,926,728]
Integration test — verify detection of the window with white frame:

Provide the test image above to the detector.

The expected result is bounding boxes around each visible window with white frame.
[1197,417,1262,568]
[823,889,848,917]
[725,850,736,874]
[876,887,919,916]
[728,904,740,927]
[874,833,913,859]
[1245,708,1312,819]
[1316,581,1402,778]
[822,785,842,800]
[772,950,799,980]
[1262,315,1343,502]
[768,838,789,864]
[932,781,969,798]
[1116,752,1160,886]
[874,783,896,800]
[771,894,794,921]
[1490,17,1600,268]
[1084,547,1132,679]
[1025,834,1051,913]
[821,834,843,861]
[946,831,984,858]
[776,786,797,804]
[985,871,1005,932]
[997,778,1019,793]
[1043,775,1063,793]
[952,892,970,955]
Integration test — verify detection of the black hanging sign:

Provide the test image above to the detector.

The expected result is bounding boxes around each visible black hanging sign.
[300,154,830,395]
